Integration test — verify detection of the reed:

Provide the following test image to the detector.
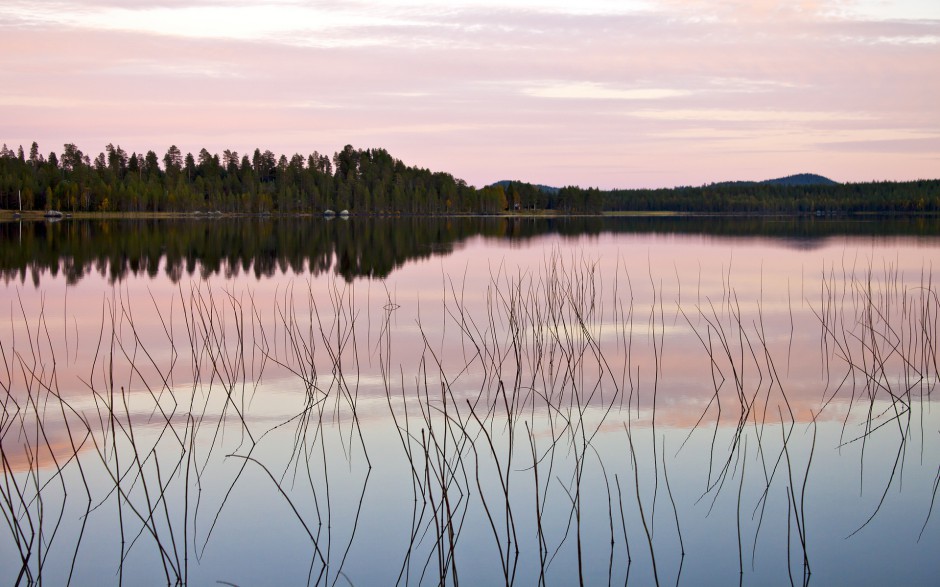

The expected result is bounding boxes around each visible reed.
[1,252,938,585]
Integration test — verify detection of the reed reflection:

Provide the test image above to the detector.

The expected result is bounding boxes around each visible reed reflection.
[1,226,939,585]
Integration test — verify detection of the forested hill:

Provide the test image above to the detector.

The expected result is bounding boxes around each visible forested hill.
[712,173,838,188]
[761,173,838,186]
[1,141,938,215]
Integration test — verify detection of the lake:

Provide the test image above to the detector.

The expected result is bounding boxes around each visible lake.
[2,215,939,586]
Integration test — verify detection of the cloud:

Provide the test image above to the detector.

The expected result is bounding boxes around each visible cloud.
[815,136,940,154]
[1,2,418,45]
[832,0,940,21]
[523,82,690,100]
[631,109,874,123]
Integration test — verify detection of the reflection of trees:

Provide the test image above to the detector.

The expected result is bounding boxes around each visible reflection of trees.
[0,217,498,285]
[2,215,939,285]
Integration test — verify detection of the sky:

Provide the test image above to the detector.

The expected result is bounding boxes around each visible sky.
[1,0,938,189]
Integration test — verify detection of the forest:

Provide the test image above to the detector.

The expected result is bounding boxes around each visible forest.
[1,142,938,215]
[0,142,519,215]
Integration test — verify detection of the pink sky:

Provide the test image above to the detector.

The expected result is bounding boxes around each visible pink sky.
[1,0,938,189]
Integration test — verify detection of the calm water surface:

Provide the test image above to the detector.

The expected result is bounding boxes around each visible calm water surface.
[2,217,939,586]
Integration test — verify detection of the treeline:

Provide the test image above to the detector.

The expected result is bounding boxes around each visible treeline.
[576,180,940,214]
[446,179,940,214]
[0,142,532,215]
[2,141,939,215]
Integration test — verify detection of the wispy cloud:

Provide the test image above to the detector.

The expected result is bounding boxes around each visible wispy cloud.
[523,82,690,100]
[631,109,874,123]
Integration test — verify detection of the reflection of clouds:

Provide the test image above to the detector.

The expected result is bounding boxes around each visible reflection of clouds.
[1,421,88,474]
[4,234,939,480]
[5,232,940,587]
[522,320,692,345]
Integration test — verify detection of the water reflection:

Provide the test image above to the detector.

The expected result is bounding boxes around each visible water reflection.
[2,215,940,285]
[1,222,939,586]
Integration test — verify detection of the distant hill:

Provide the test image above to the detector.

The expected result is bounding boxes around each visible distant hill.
[712,173,838,188]
[760,173,838,186]
[496,175,837,193]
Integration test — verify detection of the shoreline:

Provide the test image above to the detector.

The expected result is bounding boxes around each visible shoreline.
[1,209,938,222]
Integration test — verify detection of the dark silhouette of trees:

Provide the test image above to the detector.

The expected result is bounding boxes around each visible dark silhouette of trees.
[1,142,938,215]
[1,142,500,214]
